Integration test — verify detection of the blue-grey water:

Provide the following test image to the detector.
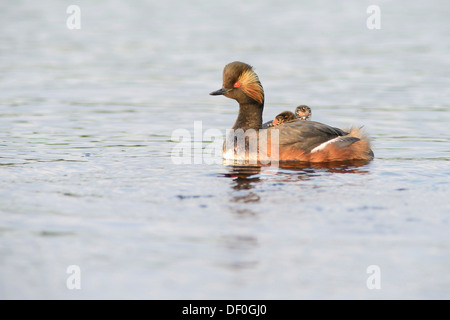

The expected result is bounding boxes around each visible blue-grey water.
[0,0,449,299]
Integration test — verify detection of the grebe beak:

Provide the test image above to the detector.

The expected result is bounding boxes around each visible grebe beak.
[210,88,230,96]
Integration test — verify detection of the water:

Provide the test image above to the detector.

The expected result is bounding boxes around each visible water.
[0,0,449,299]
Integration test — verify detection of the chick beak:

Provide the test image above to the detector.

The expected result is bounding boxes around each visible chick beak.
[210,88,230,96]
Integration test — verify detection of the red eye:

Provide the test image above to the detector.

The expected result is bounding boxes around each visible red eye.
[234,81,241,88]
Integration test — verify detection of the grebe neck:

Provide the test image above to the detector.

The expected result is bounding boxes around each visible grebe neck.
[232,102,264,131]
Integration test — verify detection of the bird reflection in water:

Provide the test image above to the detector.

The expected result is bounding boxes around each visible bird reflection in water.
[221,158,372,194]
[217,159,372,270]
[220,164,262,209]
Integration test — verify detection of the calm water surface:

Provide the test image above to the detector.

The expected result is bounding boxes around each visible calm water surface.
[0,0,449,299]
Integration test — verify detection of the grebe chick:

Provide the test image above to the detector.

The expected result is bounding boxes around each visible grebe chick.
[295,105,311,120]
[270,111,296,126]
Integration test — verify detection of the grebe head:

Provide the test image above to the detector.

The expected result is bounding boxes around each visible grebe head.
[210,61,264,106]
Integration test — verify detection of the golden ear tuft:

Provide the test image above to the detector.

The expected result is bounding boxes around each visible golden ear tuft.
[237,69,264,104]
